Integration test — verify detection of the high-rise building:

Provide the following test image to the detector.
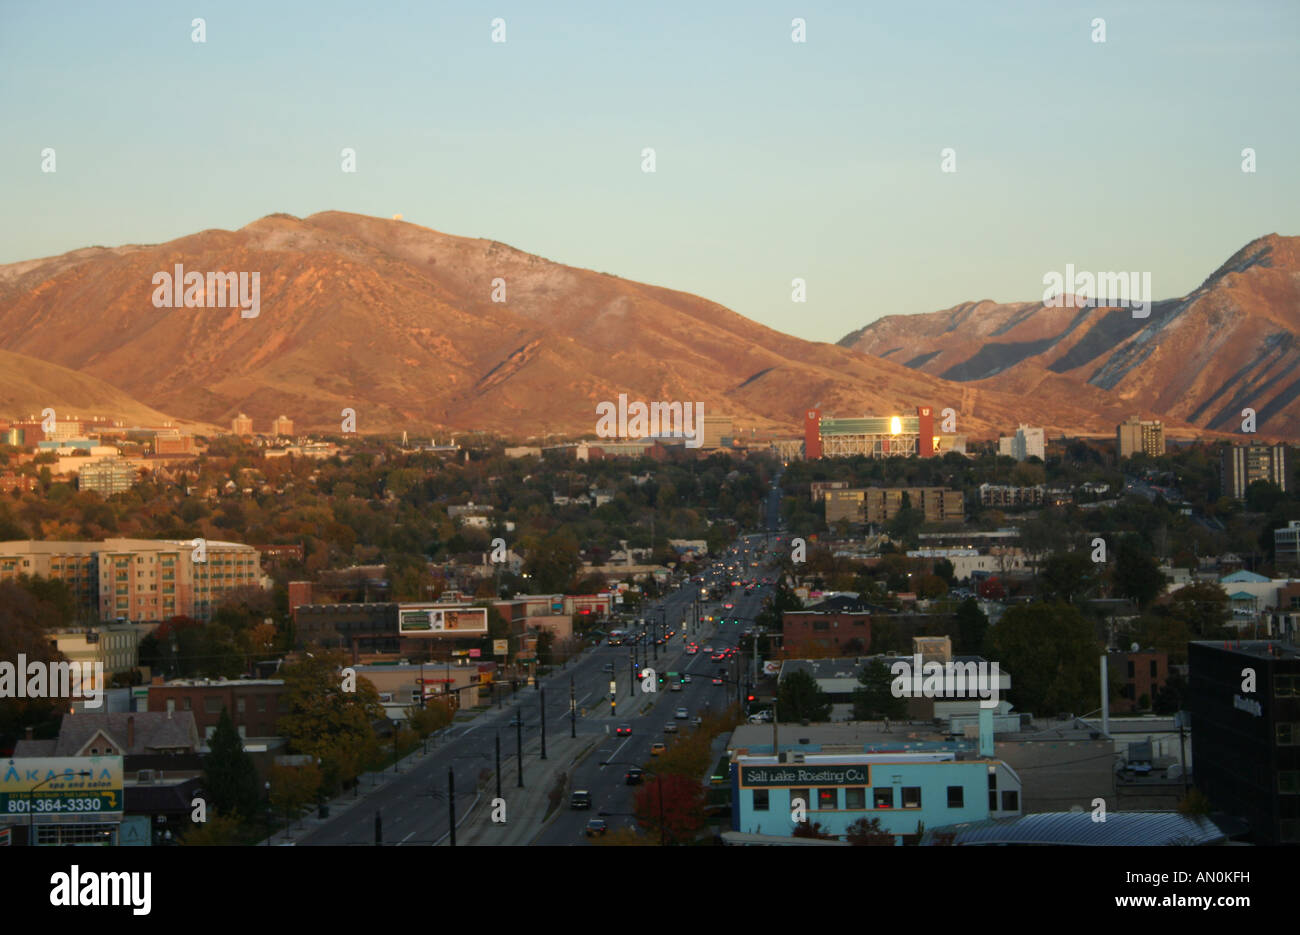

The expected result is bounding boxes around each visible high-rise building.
[1222,443,1289,499]
[1116,415,1165,459]
[78,459,139,497]
[0,538,265,623]
[272,415,294,437]
[1188,640,1300,844]
[231,413,254,436]
[997,425,1045,461]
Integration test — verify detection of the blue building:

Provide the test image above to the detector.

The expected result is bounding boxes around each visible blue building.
[730,749,1022,843]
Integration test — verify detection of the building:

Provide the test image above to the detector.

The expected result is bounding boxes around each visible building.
[154,433,198,455]
[1116,415,1165,459]
[1221,442,1289,499]
[806,406,940,460]
[1106,649,1169,714]
[825,487,964,525]
[997,425,1045,462]
[1275,521,1300,569]
[231,413,254,436]
[147,679,287,743]
[78,459,140,496]
[727,716,1022,843]
[1188,640,1300,844]
[292,601,491,662]
[978,484,1044,507]
[700,415,734,450]
[780,614,875,657]
[49,624,142,680]
[271,415,294,437]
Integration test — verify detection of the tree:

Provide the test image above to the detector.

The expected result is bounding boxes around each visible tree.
[1111,535,1167,609]
[954,597,989,655]
[269,761,323,827]
[407,699,453,738]
[777,669,831,722]
[1040,552,1097,605]
[845,816,894,845]
[852,658,906,720]
[277,649,385,794]
[634,773,706,845]
[203,707,261,820]
[1163,582,1231,639]
[791,820,836,840]
[987,602,1103,714]
[181,813,247,845]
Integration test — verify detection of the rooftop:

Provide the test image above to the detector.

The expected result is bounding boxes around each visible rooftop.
[921,811,1226,846]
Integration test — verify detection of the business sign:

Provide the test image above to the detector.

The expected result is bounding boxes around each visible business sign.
[397,604,488,636]
[1,756,124,817]
[739,763,870,788]
[468,648,481,658]
[493,639,509,655]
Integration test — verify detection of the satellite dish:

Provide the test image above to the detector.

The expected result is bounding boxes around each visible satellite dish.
[1130,642,1140,652]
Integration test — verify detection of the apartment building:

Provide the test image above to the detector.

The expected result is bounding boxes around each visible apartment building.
[1222,442,1289,499]
[825,487,965,525]
[997,425,1045,462]
[1117,416,1165,458]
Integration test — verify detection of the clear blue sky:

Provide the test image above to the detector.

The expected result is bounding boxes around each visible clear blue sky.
[2,0,1296,343]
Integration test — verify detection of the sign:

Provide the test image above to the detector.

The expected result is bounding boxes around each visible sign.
[739,763,870,788]
[493,639,508,655]
[397,604,489,635]
[118,815,152,846]
[468,648,481,658]
[0,756,124,817]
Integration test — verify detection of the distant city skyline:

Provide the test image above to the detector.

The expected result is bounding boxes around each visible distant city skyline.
[2,0,1297,343]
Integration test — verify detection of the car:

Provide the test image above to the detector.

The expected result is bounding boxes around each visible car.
[675,707,689,719]
[681,674,691,684]
[703,646,714,653]
[710,653,724,662]
[625,768,644,785]
[663,722,678,733]
[570,790,592,809]
[712,677,723,685]
[747,711,773,724]
[585,818,608,837]
[615,724,631,736]
[650,742,667,756]
[670,680,683,692]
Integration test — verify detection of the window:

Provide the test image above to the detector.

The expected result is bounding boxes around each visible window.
[845,787,866,810]
[1001,790,1019,811]
[204,697,222,714]
[256,696,266,713]
[753,790,769,811]
[873,787,893,809]
[947,785,964,808]
[901,787,921,809]
[1127,661,1135,678]
[236,698,245,714]
[817,788,837,810]
[182,698,192,711]
[1150,660,1158,678]
[790,789,809,812]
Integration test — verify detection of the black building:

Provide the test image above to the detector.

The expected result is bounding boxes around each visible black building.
[1188,640,1300,844]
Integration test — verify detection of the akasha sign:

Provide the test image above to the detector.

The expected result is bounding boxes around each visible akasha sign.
[740,764,870,788]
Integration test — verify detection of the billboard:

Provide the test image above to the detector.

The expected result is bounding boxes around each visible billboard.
[1,756,124,818]
[397,604,488,636]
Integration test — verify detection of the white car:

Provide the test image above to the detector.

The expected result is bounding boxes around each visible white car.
[675,707,689,719]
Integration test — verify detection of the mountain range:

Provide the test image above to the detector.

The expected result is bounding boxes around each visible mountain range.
[0,213,1294,442]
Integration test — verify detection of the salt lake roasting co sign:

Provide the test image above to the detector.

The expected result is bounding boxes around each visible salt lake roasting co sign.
[740,765,870,787]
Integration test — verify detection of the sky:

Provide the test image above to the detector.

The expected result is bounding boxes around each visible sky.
[1,0,1297,344]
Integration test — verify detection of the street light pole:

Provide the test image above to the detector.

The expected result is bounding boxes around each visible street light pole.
[515,714,524,788]
[570,676,577,738]
[448,767,456,847]
[495,731,502,801]
[540,687,547,760]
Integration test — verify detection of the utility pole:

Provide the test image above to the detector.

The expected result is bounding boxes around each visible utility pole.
[570,676,577,738]
[495,731,502,801]
[540,687,547,760]
[515,714,524,788]
[448,767,456,847]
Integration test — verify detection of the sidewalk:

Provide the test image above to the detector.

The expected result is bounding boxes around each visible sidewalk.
[449,728,599,845]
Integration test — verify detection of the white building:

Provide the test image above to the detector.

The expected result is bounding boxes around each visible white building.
[997,425,1045,462]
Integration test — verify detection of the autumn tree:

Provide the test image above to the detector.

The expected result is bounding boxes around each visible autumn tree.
[277,649,384,794]
[634,773,706,845]
[269,761,323,828]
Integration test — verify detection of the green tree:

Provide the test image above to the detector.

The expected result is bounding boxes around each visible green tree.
[954,597,989,655]
[1110,535,1167,609]
[987,602,1103,714]
[202,707,261,820]
[852,658,907,720]
[277,649,385,794]
[845,816,894,845]
[777,669,831,722]
[1040,552,1098,604]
